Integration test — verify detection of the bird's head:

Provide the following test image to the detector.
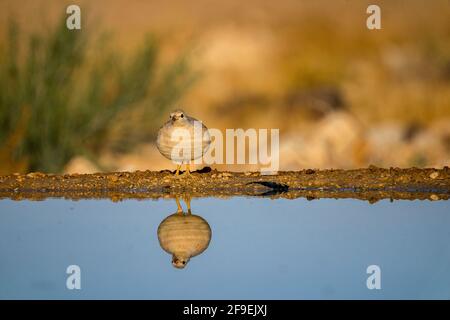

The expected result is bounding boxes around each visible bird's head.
[172,254,190,269]
[170,110,186,122]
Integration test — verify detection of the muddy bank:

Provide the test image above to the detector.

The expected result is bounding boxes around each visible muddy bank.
[0,167,449,202]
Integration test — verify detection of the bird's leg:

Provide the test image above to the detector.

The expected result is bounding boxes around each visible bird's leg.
[175,197,183,214]
[173,162,196,179]
[169,164,182,179]
[183,195,192,215]
[178,162,194,178]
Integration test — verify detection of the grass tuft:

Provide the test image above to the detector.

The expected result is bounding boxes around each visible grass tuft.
[0,15,196,173]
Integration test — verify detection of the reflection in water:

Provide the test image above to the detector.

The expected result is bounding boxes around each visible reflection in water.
[1,198,450,298]
[157,197,212,269]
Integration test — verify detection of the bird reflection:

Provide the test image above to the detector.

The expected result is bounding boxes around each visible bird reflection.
[157,196,212,269]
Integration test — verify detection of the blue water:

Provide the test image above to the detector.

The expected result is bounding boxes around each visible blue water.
[0,197,449,299]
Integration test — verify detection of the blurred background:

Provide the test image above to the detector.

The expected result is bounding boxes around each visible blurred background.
[0,0,449,174]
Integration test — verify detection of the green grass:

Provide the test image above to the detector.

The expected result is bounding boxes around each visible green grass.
[0,15,196,173]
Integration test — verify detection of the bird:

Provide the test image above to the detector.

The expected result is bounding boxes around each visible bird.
[157,196,212,269]
[157,109,211,177]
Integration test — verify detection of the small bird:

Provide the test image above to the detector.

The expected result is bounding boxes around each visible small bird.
[157,196,212,269]
[157,110,211,177]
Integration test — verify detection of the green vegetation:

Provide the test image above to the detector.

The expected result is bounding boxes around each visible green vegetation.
[0,15,196,173]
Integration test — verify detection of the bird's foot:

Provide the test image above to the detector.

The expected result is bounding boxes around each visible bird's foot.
[180,171,197,179]
[167,172,196,179]
[168,174,183,180]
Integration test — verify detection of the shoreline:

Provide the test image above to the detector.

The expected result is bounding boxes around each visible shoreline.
[0,167,449,202]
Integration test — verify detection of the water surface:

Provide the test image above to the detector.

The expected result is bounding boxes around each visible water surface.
[0,197,449,299]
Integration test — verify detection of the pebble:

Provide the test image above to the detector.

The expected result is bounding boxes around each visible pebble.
[430,194,439,201]
[429,172,439,179]
[211,172,233,178]
[109,175,119,182]
[26,172,46,178]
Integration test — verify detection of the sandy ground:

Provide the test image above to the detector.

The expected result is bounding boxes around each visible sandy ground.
[0,167,449,202]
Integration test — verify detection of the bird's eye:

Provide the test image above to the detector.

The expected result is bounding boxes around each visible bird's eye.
[180,114,184,118]
[182,261,186,265]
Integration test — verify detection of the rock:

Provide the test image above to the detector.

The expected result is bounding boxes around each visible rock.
[430,194,439,201]
[64,156,99,174]
[108,175,119,183]
[429,171,439,179]
[366,123,410,167]
[280,111,366,170]
[26,172,45,178]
